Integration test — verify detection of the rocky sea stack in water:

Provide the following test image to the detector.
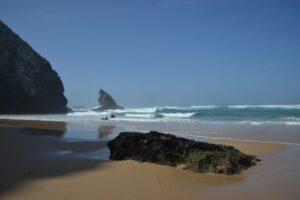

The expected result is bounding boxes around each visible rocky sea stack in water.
[96,89,123,110]
[0,20,68,114]
[107,131,259,175]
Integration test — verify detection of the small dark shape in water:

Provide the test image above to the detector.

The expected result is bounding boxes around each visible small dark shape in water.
[107,131,259,175]
[111,114,116,118]
[101,116,109,120]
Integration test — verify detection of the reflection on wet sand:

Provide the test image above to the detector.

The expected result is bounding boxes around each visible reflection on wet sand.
[98,125,115,138]
[0,119,66,131]
[19,127,66,137]
[0,119,67,137]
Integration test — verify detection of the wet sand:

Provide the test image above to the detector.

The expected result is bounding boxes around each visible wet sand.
[211,139,288,156]
[0,119,299,200]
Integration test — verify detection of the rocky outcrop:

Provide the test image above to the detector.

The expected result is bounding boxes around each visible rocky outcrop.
[97,89,123,110]
[107,131,259,175]
[0,20,68,114]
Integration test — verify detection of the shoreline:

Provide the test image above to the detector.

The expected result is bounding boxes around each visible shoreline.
[1,118,298,146]
[0,119,299,200]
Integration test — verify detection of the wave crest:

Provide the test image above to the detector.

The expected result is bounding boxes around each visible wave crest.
[161,113,195,118]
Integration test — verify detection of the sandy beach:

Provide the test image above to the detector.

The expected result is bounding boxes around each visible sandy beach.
[0,119,299,200]
[2,1,300,199]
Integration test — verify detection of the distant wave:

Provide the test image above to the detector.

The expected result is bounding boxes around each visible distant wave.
[284,121,300,126]
[67,111,106,116]
[125,113,155,118]
[110,107,158,114]
[160,105,217,110]
[190,105,218,109]
[282,117,300,121]
[227,104,300,109]
[160,112,196,118]
[238,120,300,126]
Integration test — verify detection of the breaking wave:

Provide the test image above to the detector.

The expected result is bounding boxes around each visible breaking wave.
[160,112,196,118]
[2,105,299,126]
[64,104,300,126]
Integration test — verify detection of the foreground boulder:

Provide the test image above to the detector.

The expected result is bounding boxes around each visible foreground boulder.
[96,89,123,110]
[107,131,258,175]
[0,20,68,114]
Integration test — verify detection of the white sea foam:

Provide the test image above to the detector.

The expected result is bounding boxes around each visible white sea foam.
[161,104,300,110]
[238,120,300,126]
[284,121,300,126]
[190,105,218,109]
[160,104,300,110]
[228,104,300,109]
[111,107,158,114]
[162,106,180,109]
[248,121,264,125]
[161,105,218,110]
[125,113,155,118]
[161,112,195,118]
[282,117,300,121]
[67,111,107,116]
[72,109,90,112]
[111,117,161,122]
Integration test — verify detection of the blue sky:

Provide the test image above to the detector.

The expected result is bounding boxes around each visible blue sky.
[1,0,300,107]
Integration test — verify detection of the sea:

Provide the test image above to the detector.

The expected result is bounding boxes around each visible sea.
[1,105,300,145]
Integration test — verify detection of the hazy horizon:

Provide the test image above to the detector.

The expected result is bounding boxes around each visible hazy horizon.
[1,0,299,107]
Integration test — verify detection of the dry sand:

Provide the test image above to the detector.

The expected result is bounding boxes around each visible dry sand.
[0,119,299,200]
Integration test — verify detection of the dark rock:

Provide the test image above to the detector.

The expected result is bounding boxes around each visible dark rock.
[96,89,123,110]
[0,20,68,114]
[107,131,258,175]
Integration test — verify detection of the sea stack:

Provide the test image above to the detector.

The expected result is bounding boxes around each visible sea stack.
[0,20,68,114]
[97,89,123,110]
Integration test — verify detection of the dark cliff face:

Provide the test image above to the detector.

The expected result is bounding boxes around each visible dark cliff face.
[98,89,123,110]
[0,20,68,114]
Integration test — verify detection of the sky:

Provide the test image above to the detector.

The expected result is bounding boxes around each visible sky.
[1,0,300,107]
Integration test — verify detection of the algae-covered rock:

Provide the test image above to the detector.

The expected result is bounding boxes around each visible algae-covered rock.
[107,131,258,175]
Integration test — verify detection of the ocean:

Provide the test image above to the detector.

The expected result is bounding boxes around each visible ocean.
[1,105,300,144]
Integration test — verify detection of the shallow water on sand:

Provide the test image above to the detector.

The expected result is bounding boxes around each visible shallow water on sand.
[1,115,300,144]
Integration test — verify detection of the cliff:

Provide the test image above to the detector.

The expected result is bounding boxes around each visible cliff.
[0,20,68,114]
